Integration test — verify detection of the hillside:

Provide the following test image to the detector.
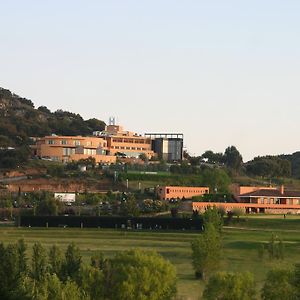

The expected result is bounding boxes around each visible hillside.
[0,87,105,147]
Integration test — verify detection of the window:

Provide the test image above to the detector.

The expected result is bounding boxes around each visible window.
[63,148,75,156]
[84,149,96,155]
[48,140,54,145]
[61,140,67,145]
[74,140,80,146]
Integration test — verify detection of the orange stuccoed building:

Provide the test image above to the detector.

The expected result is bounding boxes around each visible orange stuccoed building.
[192,185,300,214]
[157,186,209,200]
[36,135,116,164]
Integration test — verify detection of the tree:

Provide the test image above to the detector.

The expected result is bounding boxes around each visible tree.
[261,268,296,300]
[120,194,140,217]
[203,271,256,300]
[79,266,104,300]
[17,239,27,275]
[200,168,231,194]
[246,156,291,178]
[31,242,48,281]
[36,194,63,216]
[63,243,82,280]
[203,206,223,232]
[224,146,243,171]
[202,150,224,164]
[191,223,222,280]
[38,106,51,114]
[0,243,23,299]
[46,273,63,300]
[61,279,85,300]
[48,244,64,278]
[103,249,177,300]
[84,118,106,132]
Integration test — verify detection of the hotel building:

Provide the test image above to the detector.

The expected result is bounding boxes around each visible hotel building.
[36,135,116,164]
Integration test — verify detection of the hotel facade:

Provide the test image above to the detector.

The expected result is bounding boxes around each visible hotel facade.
[36,124,155,164]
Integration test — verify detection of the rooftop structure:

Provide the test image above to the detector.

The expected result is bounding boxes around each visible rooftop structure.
[145,133,184,161]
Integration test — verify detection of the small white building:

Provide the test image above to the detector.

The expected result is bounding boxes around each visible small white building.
[54,193,76,203]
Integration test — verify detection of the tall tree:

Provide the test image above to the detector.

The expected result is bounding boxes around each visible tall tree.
[63,243,82,281]
[224,146,243,171]
[31,242,48,282]
[48,244,64,278]
[191,223,222,280]
[202,206,223,232]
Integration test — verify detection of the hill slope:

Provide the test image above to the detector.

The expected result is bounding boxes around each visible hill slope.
[0,87,105,147]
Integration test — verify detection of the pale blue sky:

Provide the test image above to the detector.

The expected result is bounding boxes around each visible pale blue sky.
[1,1,300,161]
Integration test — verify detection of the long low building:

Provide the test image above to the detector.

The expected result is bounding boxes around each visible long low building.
[192,202,300,214]
[158,186,209,200]
[193,185,300,214]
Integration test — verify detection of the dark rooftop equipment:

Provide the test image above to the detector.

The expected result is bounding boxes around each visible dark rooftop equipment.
[145,133,184,162]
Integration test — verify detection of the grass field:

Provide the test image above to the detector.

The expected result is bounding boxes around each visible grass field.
[1,217,300,299]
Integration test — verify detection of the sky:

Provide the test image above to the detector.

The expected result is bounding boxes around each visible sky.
[1,0,300,161]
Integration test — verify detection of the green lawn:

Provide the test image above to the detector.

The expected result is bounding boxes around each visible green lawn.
[1,217,300,299]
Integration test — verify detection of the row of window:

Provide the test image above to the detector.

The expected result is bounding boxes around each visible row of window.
[111,146,148,151]
[112,138,150,144]
[256,197,300,205]
[166,189,209,194]
[47,140,106,147]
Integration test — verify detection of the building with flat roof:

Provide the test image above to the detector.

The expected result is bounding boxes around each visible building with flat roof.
[36,135,116,164]
[158,186,209,200]
[145,133,183,161]
[193,185,300,214]
[94,124,154,159]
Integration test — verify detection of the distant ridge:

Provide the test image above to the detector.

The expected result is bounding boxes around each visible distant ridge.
[0,87,105,147]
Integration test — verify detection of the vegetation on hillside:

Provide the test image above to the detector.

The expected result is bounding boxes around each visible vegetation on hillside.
[0,87,105,148]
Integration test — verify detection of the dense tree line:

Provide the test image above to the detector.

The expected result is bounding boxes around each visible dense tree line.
[0,240,177,300]
[0,87,105,148]
[246,156,291,178]
[280,152,300,179]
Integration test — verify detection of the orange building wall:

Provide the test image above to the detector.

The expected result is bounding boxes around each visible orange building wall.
[158,186,209,200]
[36,136,115,164]
[192,202,300,214]
[106,136,154,158]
